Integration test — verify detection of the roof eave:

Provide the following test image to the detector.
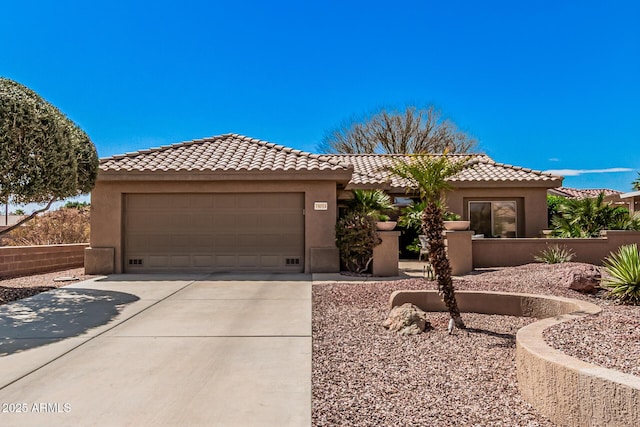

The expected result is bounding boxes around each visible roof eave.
[346,178,563,191]
[621,190,640,199]
[97,168,354,184]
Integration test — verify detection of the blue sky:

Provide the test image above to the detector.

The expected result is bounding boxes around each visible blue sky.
[2,0,639,202]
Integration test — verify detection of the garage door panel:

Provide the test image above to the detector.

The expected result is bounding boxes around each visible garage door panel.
[215,255,236,267]
[149,255,169,268]
[124,193,304,272]
[235,213,260,228]
[170,256,190,268]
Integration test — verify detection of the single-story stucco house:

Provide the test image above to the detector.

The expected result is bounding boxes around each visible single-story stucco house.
[85,133,562,275]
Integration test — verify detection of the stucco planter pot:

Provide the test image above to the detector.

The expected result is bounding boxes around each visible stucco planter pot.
[376,221,397,231]
[443,220,470,231]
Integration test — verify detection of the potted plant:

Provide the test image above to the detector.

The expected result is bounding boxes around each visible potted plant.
[347,189,397,230]
[443,211,470,231]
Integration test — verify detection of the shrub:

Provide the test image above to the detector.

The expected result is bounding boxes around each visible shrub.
[2,207,90,246]
[550,192,638,237]
[534,244,575,264]
[601,244,640,305]
[335,211,381,273]
[346,189,395,221]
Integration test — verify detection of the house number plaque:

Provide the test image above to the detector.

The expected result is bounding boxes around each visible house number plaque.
[314,202,329,211]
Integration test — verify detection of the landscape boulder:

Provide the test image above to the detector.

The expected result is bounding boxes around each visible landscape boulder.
[383,303,431,335]
[563,264,601,294]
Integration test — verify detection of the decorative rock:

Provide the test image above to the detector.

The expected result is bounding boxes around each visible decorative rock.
[382,303,431,335]
[563,265,601,294]
[53,276,79,282]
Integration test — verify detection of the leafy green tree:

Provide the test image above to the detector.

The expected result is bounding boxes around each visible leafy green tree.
[632,172,640,191]
[0,78,98,234]
[64,201,90,209]
[321,105,477,154]
[388,154,470,329]
[546,195,566,227]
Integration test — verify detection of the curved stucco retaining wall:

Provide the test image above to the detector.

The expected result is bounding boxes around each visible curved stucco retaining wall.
[389,290,640,427]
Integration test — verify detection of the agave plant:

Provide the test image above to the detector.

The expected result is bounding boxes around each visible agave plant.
[601,244,640,305]
[533,244,575,264]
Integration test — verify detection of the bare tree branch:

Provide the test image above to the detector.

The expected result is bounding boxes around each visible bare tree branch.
[320,105,478,154]
[0,198,56,236]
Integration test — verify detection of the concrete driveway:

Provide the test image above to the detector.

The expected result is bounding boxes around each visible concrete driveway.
[0,273,311,426]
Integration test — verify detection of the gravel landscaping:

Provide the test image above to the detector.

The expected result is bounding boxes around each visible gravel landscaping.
[313,262,639,426]
[1,263,637,425]
[0,268,97,305]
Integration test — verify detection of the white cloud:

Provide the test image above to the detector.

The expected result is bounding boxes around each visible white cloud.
[543,167,633,177]
[548,158,560,162]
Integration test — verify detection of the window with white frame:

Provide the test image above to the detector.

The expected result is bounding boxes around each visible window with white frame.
[468,201,517,238]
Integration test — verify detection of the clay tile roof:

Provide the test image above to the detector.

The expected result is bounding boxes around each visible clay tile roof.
[550,187,623,199]
[100,134,350,173]
[324,153,560,188]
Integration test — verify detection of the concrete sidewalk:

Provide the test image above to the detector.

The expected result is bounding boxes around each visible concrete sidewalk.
[0,273,311,426]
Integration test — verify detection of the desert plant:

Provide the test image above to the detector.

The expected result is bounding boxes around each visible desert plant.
[609,211,640,231]
[398,201,426,254]
[388,154,471,329]
[2,207,90,246]
[601,244,640,305]
[534,244,575,264]
[443,211,461,221]
[346,189,395,221]
[546,195,566,227]
[335,211,382,273]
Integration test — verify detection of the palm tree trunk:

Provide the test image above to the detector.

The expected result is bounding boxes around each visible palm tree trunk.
[423,202,466,329]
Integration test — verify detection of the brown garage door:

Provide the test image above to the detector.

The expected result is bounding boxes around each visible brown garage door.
[124,193,305,273]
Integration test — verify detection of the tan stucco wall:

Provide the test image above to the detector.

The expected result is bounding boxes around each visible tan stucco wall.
[472,230,640,267]
[89,180,339,274]
[372,231,400,276]
[447,187,549,238]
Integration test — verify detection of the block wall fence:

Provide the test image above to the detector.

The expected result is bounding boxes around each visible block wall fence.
[0,244,88,278]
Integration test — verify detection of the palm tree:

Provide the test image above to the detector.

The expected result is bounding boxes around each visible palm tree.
[633,172,640,191]
[346,189,395,221]
[551,192,635,237]
[388,154,470,329]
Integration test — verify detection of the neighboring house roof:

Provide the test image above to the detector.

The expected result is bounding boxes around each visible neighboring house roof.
[325,154,562,189]
[99,133,562,188]
[619,190,640,199]
[549,187,623,200]
[100,133,350,173]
